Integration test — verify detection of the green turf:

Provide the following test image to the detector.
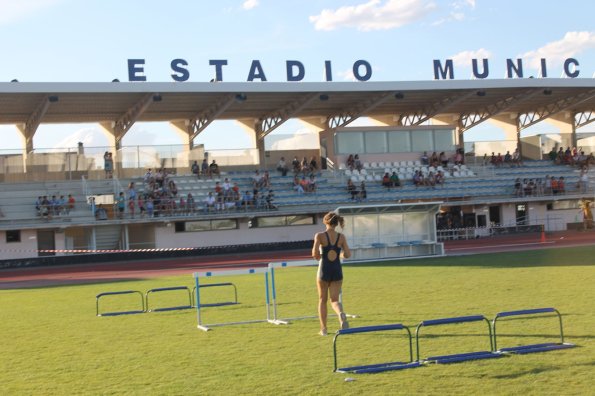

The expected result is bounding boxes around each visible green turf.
[1,246,594,395]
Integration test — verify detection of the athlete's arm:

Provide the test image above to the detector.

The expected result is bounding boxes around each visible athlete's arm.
[312,233,322,261]
[340,234,351,259]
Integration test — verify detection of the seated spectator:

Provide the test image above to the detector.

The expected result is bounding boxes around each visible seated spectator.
[276,157,288,176]
[430,151,439,166]
[413,170,423,187]
[301,157,309,175]
[242,191,253,209]
[512,148,522,167]
[346,154,355,170]
[191,160,199,176]
[439,152,448,167]
[293,176,304,194]
[128,197,136,218]
[435,171,444,187]
[426,172,436,188]
[381,172,391,188]
[95,204,108,220]
[222,178,232,198]
[578,167,589,193]
[504,151,512,166]
[454,149,464,165]
[265,190,276,210]
[353,154,363,171]
[513,178,522,196]
[390,171,401,187]
[292,156,301,174]
[558,177,566,194]
[262,171,271,188]
[551,176,559,194]
[347,179,358,200]
[137,194,146,218]
[186,193,195,214]
[495,153,503,167]
[309,174,317,192]
[209,160,220,177]
[115,192,125,219]
[41,196,51,219]
[146,197,155,217]
[66,194,75,214]
[548,148,557,163]
[144,168,153,184]
[204,192,216,212]
[576,151,588,168]
[358,182,367,202]
[35,196,42,216]
[299,176,310,192]
[420,151,429,166]
[309,156,318,174]
[544,174,552,195]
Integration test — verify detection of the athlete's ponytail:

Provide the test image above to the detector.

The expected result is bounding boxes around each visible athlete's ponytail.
[323,211,344,228]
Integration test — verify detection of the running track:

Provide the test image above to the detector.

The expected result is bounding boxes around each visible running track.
[1,230,593,290]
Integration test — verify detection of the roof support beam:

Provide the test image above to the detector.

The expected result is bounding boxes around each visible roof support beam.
[256,93,321,140]
[576,110,595,129]
[187,94,236,140]
[518,89,595,130]
[16,95,52,153]
[327,92,396,129]
[398,91,476,126]
[458,89,542,133]
[107,93,159,148]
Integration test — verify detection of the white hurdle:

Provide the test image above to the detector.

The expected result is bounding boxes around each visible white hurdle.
[268,260,357,325]
[193,267,272,331]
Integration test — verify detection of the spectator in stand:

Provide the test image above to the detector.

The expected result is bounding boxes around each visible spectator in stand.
[178,195,186,215]
[41,196,51,219]
[266,190,276,210]
[558,177,566,194]
[128,197,136,218]
[300,176,310,193]
[496,152,504,167]
[564,147,573,165]
[454,148,464,165]
[242,191,253,210]
[522,178,531,197]
[420,151,429,166]
[209,160,220,178]
[413,170,423,187]
[544,174,552,195]
[186,193,195,214]
[430,152,440,167]
[435,170,445,187]
[390,171,401,187]
[201,159,209,178]
[514,178,522,197]
[292,156,301,174]
[115,192,125,219]
[301,157,309,175]
[137,194,146,218]
[103,151,112,179]
[67,194,75,214]
[504,151,512,166]
[347,179,358,200]
[359,182,367,202]
[35,196,42,215]
[262,171,271,188]
[309,174,317,192]
[276,157,288,176]
[535,178,544,196]
[555,147,564,165]
[309,156,318,174]
[551,176,559,194]
[127,182,137,201]
[95,204,108,220]
[439,152,448,167]
[382,172,391,188]
[50,195,59,216]
[155,168,164,188]
[353,154,363,171]
[576,151,588,168]
[146,196,154,217]
[490,152,497,166]
[144,168,153,184]
[426,172,436,188]
[578,167,589,193]
[191,160,199,177]
[293,176,304,194]
[204,192,216,212]
[346,154,355,170]
[512,148,522,167]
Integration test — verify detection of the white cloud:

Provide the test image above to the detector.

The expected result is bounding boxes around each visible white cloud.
[309,0,436,31]
[0,0,63,25]
[242,0,259,10]
[451,48,492,67]
[337,69,357,81]
[520,31,595,70]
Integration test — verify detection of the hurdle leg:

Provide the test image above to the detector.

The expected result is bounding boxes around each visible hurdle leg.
[195,275,210,331]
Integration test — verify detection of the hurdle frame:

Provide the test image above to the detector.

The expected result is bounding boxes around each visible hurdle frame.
[96,290,145,316]
[191,282,239,308]
[268,260,357,325]
[415,315,502,364]
[492,307,576,354]
[145,286,193,312]
[333,324,421,373]
[193,267,271,331]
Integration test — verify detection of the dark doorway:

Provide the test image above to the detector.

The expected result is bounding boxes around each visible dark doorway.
[37,230,55,256]
[489,206,501,226]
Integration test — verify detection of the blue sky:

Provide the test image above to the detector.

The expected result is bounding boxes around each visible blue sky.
[0,0,594,150]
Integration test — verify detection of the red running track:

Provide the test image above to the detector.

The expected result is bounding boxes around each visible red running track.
[0,230,593,289]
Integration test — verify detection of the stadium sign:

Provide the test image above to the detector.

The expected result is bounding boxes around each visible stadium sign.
[127,57,583,82]
[127,59,373,82]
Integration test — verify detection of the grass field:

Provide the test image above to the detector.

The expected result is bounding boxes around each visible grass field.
[1,246,594,395]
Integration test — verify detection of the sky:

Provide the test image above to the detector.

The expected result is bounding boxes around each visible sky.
[0,0,594,151]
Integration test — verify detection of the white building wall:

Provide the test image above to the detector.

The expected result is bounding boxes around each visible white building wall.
[0,229,40,259]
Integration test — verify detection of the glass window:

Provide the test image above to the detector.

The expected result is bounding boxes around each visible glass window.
[388,131,411,152]
[379,213,404,242]
[411,130,433,152]
[6,230,21,243]
[364,132,387,153]
[287,215,315,226]
[336,132,364,154]
[433,129,455,151]
[185,221,211,232]
[257,217,286,227]
[404,212,430,240]
[211,219,237,230]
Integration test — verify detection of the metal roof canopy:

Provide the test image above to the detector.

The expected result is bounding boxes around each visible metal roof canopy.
[1,79,594,126]
[335,202,443,215]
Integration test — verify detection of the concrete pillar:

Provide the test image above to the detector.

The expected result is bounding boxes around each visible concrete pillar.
[545,114,576,149]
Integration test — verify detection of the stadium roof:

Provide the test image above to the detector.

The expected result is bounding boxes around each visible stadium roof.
[1,79,594,142]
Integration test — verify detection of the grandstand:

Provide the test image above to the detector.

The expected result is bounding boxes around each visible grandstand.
[0,79,594,262]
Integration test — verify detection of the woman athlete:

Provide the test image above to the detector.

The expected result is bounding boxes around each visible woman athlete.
[312,211,351,335]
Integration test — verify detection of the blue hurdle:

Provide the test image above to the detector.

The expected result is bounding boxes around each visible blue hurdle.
[96,290,145,316]
[191,282,239,308]
[145,286,193,312]
[333,324,421,373]
[193,267,271,331]
[415,315,502,364]
[493,308,575,354]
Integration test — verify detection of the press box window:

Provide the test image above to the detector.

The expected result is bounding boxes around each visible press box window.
[6,230,21,243]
